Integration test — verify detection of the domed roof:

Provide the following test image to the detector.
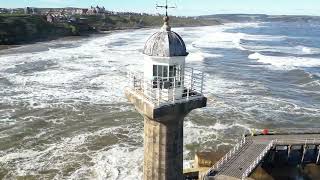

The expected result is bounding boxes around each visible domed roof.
[143,17,188,57]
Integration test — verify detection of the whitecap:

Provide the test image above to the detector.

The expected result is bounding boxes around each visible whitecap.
[249,52,320,70]
[191,23,285,51]
[88,145,143,180]
[186,52,223,62]
[243,45,320,55]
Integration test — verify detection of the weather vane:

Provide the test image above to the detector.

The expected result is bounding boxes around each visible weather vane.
[156,0,177,16]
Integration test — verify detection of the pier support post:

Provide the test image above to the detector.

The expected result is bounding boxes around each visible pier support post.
[316,145,320,165]
[301,145,307,164]
[271,150,276,164]
[287,145,291,160]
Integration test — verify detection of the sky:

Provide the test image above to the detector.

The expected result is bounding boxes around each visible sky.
[1,0,320,16]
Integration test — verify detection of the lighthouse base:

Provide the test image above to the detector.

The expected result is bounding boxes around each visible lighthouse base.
[143,116,184,180]
[125,88,207,180]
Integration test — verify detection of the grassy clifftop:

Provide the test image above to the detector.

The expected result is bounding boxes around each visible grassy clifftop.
[85,14,221,30]
[0,14,221,45]
[0,15,77,44]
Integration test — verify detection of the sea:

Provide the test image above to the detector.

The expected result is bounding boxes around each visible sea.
[0,21,320,179]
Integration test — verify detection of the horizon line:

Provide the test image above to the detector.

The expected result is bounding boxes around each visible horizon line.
[1,7,320,17]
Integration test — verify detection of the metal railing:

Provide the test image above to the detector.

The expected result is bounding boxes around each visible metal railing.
[203,136,320,179]
[241,140,275,179]
[241,138,320,179]
[274,138,320,145]
[126,67,205,107]
[205,137,247,177]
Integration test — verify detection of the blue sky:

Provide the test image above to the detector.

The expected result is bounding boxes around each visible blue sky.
[2,0,320,16]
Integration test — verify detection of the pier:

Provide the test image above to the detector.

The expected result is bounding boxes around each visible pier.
[203,131,320,180]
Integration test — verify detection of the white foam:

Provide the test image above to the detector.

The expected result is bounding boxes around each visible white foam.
[0,149,40,162]
[0,29,151,107]
[184,120,218,145]
[0,23,269,109]
[298,80,320,88]
[211,122,230,130]
[88,145,143,180]
[242,45,320,55]
[0,125,140,179]
[184,120,251,146]
[190,22,286,51]
[0,110,16,125]
[249,52,320,70]
[186,51,223,62]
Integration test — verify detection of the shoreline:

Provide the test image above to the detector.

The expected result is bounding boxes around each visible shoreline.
[0,45,19,51]
[0,14,221,50]
[0,24,220,52]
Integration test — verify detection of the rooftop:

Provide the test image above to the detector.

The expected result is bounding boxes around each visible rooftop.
[143,16,188,57]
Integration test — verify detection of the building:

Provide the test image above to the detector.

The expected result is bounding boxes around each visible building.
[87,6,97,15]
[125,16,207,179]
[0,8,9,14]
[24,7,32,14]
[9,8,24,14]
[24,7,39,14]
[46,13,55,23]
[87,6,106,15]
[78,9,88,15]
[20,6,110,16]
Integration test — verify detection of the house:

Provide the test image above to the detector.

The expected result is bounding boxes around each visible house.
[24,7,38,14]
[0,8,9,14]
[46,13,55,23]
[88,5,106,15]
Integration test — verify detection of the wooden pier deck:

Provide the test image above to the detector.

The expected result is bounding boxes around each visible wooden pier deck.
[204,133,320,180]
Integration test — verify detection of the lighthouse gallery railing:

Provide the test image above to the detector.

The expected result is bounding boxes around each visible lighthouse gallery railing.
[126,67,205,107]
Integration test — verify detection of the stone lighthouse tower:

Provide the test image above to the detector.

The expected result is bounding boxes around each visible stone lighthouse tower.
[125,15,207,180]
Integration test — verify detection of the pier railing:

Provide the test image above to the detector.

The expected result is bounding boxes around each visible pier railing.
[204,135,320,179]
[274,138,320,145]
[241,140,275,179]
[241,138,320,179]
[205,136,247,176]
[126,67,205,107]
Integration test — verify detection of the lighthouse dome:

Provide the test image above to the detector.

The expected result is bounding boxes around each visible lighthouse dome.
[143,17,188,57]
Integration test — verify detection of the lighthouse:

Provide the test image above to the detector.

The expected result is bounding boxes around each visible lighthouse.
[125,14,207,180]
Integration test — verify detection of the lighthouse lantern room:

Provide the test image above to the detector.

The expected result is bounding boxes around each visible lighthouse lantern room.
[127,16,205,107]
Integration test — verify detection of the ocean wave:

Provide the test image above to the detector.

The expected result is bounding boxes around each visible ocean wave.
[184,120,251,146]
[0,124,141,179]
[191,29,286,51]
[186,51,223,62]
[242,45,320,55]
[88,145,143,180]
[0,29,148,107]
[249,52,320,70]
[298,80,320,89]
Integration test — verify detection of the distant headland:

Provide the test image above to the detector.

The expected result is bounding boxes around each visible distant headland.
[0,6,220,46]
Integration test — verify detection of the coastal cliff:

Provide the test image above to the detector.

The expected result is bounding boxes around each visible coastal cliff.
[0,15,78,45]
[0,14,221,45]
